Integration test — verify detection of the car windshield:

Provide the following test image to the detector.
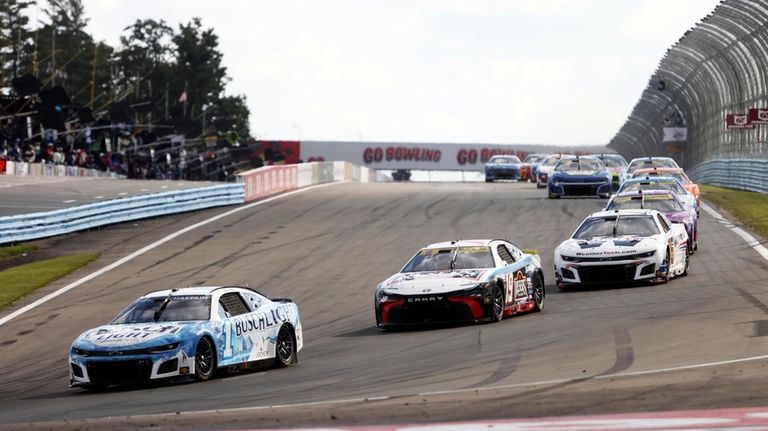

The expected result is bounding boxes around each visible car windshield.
[607,195,683,212]
[488,156,520,164]
[598,156,627,168]
[111,295,211,323]
[621,180,686,195]
[524,154,542,163]
[542,155,562,167]
[573,215,660,239]
[402,246,495,272]
[555,158,602,173]
[628,158,678,173]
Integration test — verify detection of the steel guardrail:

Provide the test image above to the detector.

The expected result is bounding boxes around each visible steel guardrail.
[0,184,245,245]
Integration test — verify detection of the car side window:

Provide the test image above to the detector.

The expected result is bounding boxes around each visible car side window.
[496,244,516,264]
[656,214,670,232]
[219,292,250,317]
[242,292,266,311]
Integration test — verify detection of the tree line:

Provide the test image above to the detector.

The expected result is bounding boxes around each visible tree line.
[0,0,250,140]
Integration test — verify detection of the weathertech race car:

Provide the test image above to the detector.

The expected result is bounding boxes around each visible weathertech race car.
[547,156,613,198]
[554,209,689,288]
[375,240,545,328]
[484,155,523,182]
[69,286,302,389]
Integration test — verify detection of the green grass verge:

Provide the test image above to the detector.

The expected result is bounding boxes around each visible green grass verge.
[701,184,768,239]
[0,253,99,309]
[0,244,38,260]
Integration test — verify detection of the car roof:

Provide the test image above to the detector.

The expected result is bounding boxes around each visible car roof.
[142,286,254,298]
[624,176,679,182]
[588,209,657,218]
[423,239,498,249]
[615,190,673,197]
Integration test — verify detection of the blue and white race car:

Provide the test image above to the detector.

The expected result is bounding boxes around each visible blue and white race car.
[484,155,523,182]
[69,286,302,389]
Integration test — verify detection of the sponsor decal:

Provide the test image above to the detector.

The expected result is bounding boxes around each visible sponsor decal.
[363,147,442,164]
[233,307,291,337]
[726,113,754,129]
[749,108,768,125]
[513,271,528,299]
[85,324,182,345]
[576,249,639,256]
[406,296,444,303]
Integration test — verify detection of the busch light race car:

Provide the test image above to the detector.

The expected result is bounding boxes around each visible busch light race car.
[547,156,613,199]
[554,209,689,289]
[484,155,523,182]
[69,286,302,389]
[375,239,545,328]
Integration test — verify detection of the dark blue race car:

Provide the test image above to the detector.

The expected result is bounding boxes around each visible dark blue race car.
[547,156,612,199]
[484,155,522,182]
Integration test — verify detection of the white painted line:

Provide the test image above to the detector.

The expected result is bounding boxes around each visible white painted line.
[0,182,343,327]
[118,192,128,196]
[701,202,768,261]
[62,200,76,203]
[161,185,168,189]
[93,196,103,199]
[140,188,149,192]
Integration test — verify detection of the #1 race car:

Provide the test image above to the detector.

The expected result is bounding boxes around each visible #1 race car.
[69,286,302,390]
[484,155,523,182]
[547,156,613,198]
[554,209,689,289]
[375,239,545,328]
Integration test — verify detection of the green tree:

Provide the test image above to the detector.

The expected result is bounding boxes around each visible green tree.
[0,0,35,88]
[212,94,250,138]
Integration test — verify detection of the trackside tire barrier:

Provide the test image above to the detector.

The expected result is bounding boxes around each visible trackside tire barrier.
[0,184,245,245]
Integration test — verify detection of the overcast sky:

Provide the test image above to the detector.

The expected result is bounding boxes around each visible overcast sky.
[72,0,720,145]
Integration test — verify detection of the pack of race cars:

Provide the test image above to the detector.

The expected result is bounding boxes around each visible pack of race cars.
[68,153,700,389]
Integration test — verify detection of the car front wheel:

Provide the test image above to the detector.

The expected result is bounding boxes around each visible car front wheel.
[195,337,215,381]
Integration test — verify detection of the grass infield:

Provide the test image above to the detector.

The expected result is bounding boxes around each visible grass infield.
[701,184,768,240]
[0,253,99,309]
[0,244,37,260]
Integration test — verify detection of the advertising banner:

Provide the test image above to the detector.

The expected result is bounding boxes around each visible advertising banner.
[726,113,754,129]
[662,127,687,142]
[748,108,768,125]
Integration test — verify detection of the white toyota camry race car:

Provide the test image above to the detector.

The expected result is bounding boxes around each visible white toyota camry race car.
[554,209,689,288]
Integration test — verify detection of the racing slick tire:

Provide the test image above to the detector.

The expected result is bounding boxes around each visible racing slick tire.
[485,178,493,183]
[681,250,690,277]
[548,192,559,199]
[274,325,297,368]
[491,282,505,322]
[658,249,672,285]
[194,336,216,381]
[536,181,545,189]
[532,273,545,312]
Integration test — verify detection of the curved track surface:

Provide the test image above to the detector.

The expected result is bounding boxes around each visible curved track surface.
[1,182,768,429]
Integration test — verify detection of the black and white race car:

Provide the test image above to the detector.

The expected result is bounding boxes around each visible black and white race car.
[374,239,545,328]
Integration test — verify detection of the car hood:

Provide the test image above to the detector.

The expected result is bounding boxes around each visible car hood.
[558,235,659,257]
[379,269,491,295]
[486,163,520,169]
[72,322,203,350]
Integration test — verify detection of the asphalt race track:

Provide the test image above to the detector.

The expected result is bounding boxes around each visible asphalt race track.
[1,181,768,430]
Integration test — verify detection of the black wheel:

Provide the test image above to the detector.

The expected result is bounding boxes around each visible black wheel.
[659,249,671,284]
[532,273,545,312]
[81,384,108,391]
[548,192,559,199]
[194,337,215,381]
[274,325,296,368]
[491,283,504,322]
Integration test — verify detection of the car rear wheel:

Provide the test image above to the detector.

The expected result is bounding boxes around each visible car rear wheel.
[680,249,690,277]
[491,283,504,322]
[659,249,671,284]
[532,273,545,312]
[274,325,296,368]
[194,337,215,381]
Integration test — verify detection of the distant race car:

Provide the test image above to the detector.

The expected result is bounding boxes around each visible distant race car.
[521,153,545,182]
[375,239,545,328]
[554,209,689,288]
[604,190,697,252]
[617,176,698,216]
[630,167,700,210]
[592,154,628,191]
[547,156,612,199]
[484,155,523,182]
[69,286,302,390]
[621,156,680,184]
[536,154,575,188]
